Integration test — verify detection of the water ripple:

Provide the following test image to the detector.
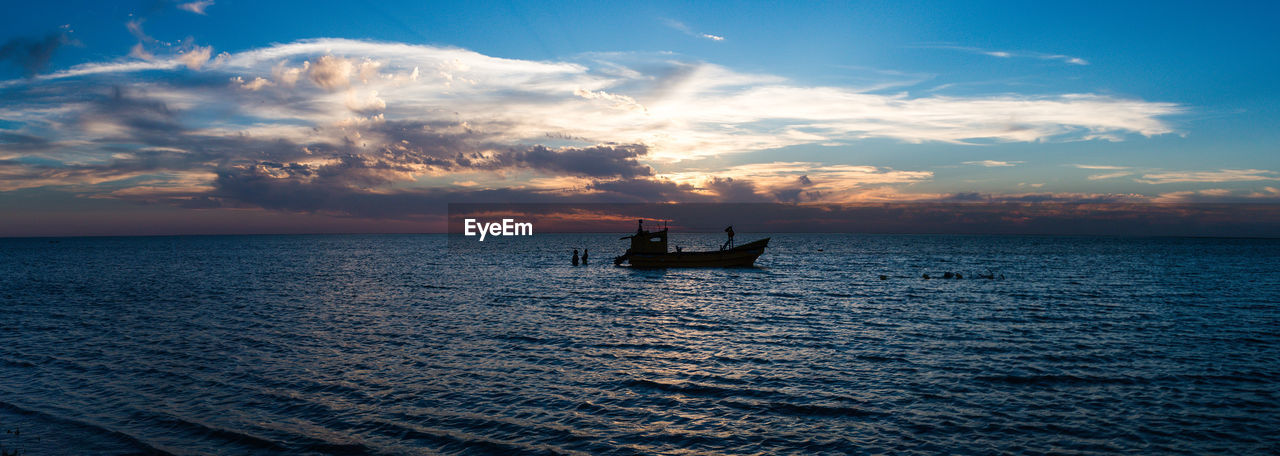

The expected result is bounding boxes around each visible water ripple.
[1,234,1278,454]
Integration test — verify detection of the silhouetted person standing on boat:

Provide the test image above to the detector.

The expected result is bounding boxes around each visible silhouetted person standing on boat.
[582,249,588,265]
[637,219,644,234]
[722,225,735,250]
[572,249,579,266]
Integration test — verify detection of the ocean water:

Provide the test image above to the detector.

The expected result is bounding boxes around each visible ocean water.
[1,233,1278,455]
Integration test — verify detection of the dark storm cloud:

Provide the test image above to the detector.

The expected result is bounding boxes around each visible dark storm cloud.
[0,132,54,153]
[81,86,184,137]
[941,192,1134,204]
[586,177,706,202]
[0,32,69,77]
[493,144,652,178]
[0,147,220,188]
[0,83,658,196]
[353,120,654,178]
[207,166,688,219]
[771,175,816,203]
[703,177,769,202]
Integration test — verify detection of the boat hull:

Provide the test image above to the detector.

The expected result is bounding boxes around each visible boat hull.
[623,238,769,268]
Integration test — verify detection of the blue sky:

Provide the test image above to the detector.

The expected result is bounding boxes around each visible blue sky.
[1,0,1278,235]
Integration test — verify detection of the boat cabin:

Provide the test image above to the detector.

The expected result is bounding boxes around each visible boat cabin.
[621,227,668,254]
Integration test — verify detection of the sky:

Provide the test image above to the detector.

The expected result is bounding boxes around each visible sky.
[1,0,1278,236]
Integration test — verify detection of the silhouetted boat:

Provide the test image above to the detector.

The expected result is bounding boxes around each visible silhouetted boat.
[613,222,769,268]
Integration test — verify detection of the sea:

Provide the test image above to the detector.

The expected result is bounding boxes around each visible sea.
[1,233,1277,455]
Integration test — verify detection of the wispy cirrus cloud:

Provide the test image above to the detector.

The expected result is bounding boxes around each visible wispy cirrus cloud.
[962,160,1021,167]
[1070,164,1130,170]
[663,19,725,41]
[1151,186,1280,203]
[921,44,1089,66]
[178,0,215,15]
[1087,171,1133,180]
[1136,169,1279,184]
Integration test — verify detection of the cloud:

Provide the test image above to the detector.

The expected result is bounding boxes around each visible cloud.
[962,160,1020,167]
[0,32,71,77]
[129,43,156,61]
[308,55,354,90]
[1135,169,1278,184]
[663,19,726,42]
[924,45,1089,66]
[499,144,652,178]
[344,90,386,113]
[123,17,214,71]
[0,38,1192,222]
[659,162,932,203]
[1152,187,1280,203]
[1070,164,1129,170]
[574,88,645,112]
[179,45,213,70]
[178,0,215,15]
[126,19,155,44]
[272,60,308,86]
[231,76,273,90]
[1087,171,1132,180]
[6,38,1181,160]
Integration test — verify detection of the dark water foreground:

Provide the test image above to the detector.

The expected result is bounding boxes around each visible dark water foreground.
[1,234,1278,455]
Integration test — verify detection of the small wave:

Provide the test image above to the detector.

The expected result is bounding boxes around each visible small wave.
[295,441,377,455]
[709,353,775,365]
[622,378,778,400]
[589,341,685,352]
[143,413,289,452]
[718,398,885,418]
[0,400,170,455]
[0,357,37,368]
[976,374,1145,386]
[855,354,907,362]
[370,418,586,456]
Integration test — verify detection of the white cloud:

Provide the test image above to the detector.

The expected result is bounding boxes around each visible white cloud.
[574,88,645,112]
[345,90,386,113]
[1136,169,1278,184]
[1152,187,1280,203]
[1070,164,1129,170]
[1087,171,1132,180]
[179,45,212,70]
[2,38,1182,163]
[963,160,1020,167]
[272,61,308,86]
[129,43,155,61]
[664,19,726,42]
[178,0,214,15]
[231,76,273,91]
[126,19,154,44]
[308,55,354,90]
[926,45,1089,66]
